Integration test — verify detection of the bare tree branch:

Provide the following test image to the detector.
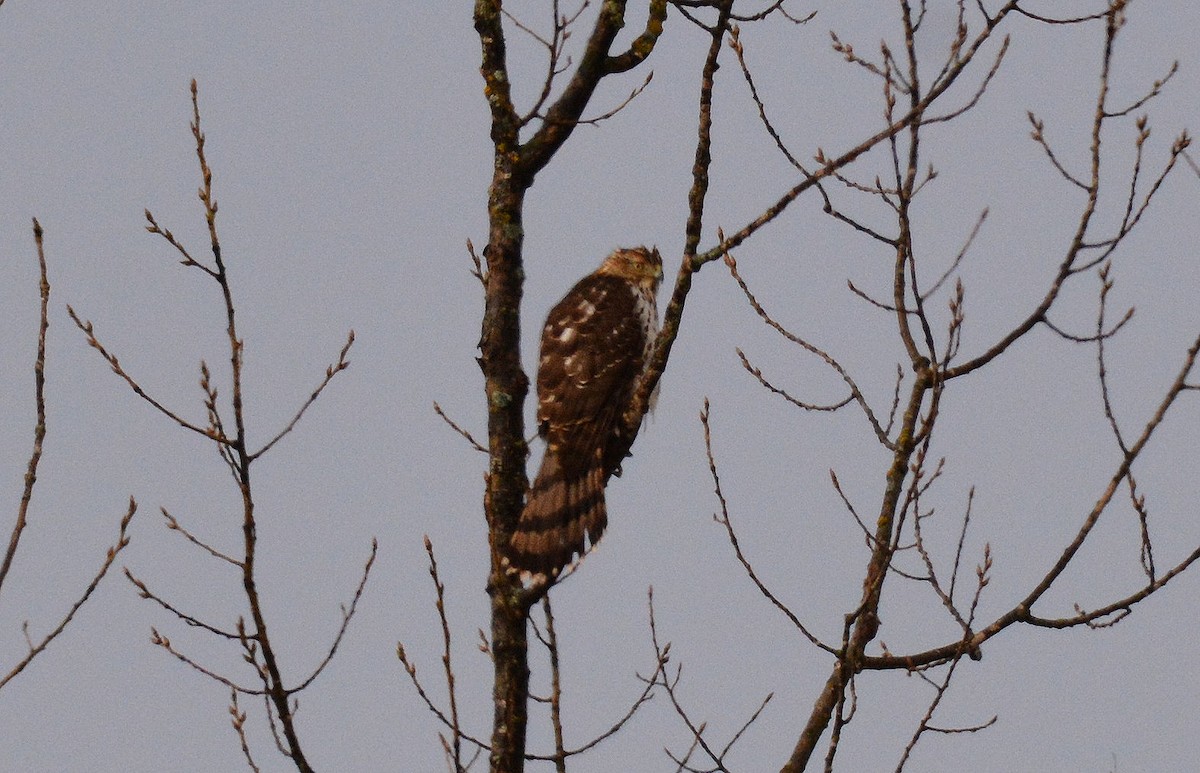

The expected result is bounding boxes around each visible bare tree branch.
[288,539,378,694]
[433,402,488,454]
[2,221,137,691]
[1,500,135,691]
[67,305,229,444]
[725,249,893,447]
[250,330,355,460]
[702,399,836,653]
[229,689,263,773]
[0,219,52,598]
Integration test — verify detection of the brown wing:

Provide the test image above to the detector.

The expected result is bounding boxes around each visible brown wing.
[508,274,647,577]
[535,273,645,470]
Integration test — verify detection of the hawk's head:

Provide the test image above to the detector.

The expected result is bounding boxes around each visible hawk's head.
[597,246,663,291]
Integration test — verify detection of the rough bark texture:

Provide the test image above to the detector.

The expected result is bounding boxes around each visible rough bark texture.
[472,3,666,770]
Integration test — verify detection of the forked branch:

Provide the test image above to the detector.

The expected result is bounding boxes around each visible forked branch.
[79,81,366,773]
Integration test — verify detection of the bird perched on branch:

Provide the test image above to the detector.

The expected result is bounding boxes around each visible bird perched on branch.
[507,246,663,583]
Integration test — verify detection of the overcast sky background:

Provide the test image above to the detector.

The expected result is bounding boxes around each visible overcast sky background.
[2,2,1199,771]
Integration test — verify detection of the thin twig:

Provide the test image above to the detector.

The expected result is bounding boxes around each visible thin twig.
[67,305,230,444]
[923,36,1010,124]
[250,330,355,460]
[466,239,486,285]
[434,402,488,454]
[847,280,903,313]
[648,588,727,771]
[542,597,567,773]
[229,689,262,773]
[1105,60,1178,118]
[426,536,464,772]
[731,0,813,24]
[544,71,654,126]
[397,644,493,752]
[1095,263,1130,456]
[160,506,242,566]
[894,649,994,773]
[736,349,854,412]
[1014,6,1109,24]
[289,539,378,694]
[946,487,975,605]
[702,399,835,653]
[725,248,893,448]
[1,219,52,599]
[538,648,665,760]
[125,567,242,639]
[147,626,262,696]
[1,500,136,690]
[921,208,987,301]
[830,470,876,548]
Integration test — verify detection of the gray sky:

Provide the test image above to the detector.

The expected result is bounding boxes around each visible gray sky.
[2,2,1199,771]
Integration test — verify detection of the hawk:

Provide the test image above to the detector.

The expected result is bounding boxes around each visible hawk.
[508,246,663,581]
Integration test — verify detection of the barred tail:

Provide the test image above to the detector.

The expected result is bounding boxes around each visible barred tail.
[508,449,607,579]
